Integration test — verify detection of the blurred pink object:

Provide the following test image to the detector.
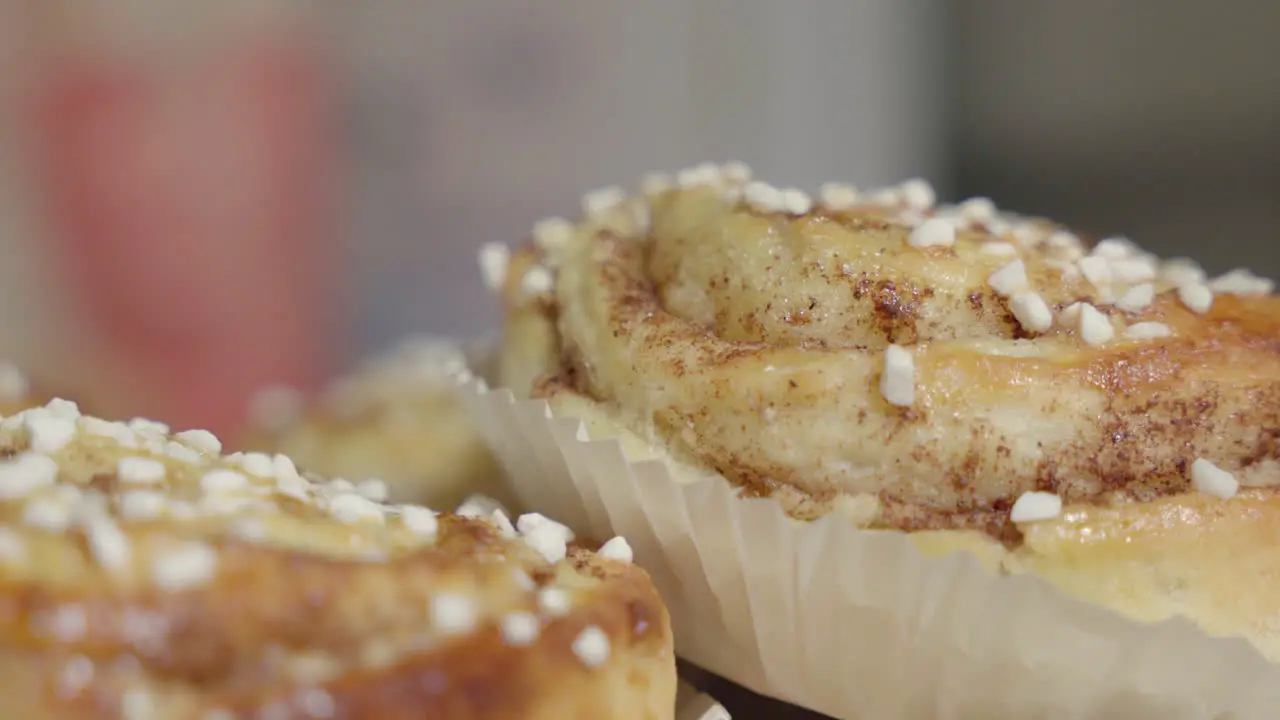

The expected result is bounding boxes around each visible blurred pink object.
[22,8,337,436]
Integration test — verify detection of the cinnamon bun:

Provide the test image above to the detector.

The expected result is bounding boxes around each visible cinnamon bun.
[240,338,512,512]
[489,163,1280,658]
[0,399,674,718]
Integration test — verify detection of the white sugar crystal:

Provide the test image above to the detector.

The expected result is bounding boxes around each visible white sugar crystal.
[879,345,915,407]
[1057,302,1084,327]
[598,536,634,564]
[538,587,573,616]
[522,522,569,564]
[478,243,511,292]
[1010,292,1053,333]
[0,453,59,499]
[458,493,507,519]
[200,469,248,495]
[152,542,218,590]
[533,217,575,253]
[520,266,554,298]
[1115,284,1155,313]
[26,413,77,454]
[356,479,388,503]
[118,457,165,485]
[675,163,722,189]
[516,513,574,542]
[399,505,439,539]
[1077,304,1115,347]
[174,429,221,455]
[1124,322,1173,340]
[86,517,131,570]
[1010,491,1063,523]
[907,218,956,249]
[979,242,1018,257]
[1159,258,1206,286]
[24,497,73,531]
[581,186,627,217]
[721,161,753,184]
[500,611,541,646]
[1078,256,1112,288]
[119,491,168,521]
[239,452,275,478]
[572,626,611,668]
[743,182,783,212]
[1110,257,1157,284]
[988,259,1029,297]
[1177,283,1213,314]
[818,182,859,210]
[430,593,478,635]
[1190,458,1238,500]
[327,492,385,525]
[780,188,813,215]
[958,196,997,223]
[0,362,27,400]
[1091,237,1136,259]
[899,178,936,210]
[1210,268,1274,296]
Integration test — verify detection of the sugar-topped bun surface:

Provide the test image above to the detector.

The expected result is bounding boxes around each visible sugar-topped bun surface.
[0,399,674,718]
[240,338,512,512]
[489,163,1280,659]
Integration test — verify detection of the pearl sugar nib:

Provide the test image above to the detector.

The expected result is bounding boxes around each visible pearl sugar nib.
[879,345,916,407]
[581,186,627,218]
[818,182,858,211]
[478,242,510,293]
[907,218,955,249]
[898,178,937,210]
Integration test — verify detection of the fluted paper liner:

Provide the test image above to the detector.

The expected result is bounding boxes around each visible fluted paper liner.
[452,349,1280,718]
[677,680,731,720]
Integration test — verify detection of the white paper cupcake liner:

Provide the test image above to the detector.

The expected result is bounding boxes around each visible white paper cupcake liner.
[452,345,1280,719]
[677,680,731,720]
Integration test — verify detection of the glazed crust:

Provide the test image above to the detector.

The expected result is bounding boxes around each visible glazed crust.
[917,488,1280,662]
[0,401,675,719]
[240,339,513,512]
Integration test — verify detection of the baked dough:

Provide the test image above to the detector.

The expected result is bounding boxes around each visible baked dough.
[491,164,1280,659]
[240,338,513,512]
[0,399,675,718]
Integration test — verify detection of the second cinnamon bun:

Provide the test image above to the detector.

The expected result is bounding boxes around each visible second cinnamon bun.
[240,338,512,512]
[0,398,674,718]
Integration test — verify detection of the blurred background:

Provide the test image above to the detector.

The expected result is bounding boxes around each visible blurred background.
[0,1,1276,437]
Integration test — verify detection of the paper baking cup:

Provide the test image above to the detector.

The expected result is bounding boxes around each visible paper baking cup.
[453,351,1280,719]
[677,680,731,720]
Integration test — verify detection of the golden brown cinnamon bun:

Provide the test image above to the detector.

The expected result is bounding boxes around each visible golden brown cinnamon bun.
[0,399,674,718]
[490,163,1280,657]
[240,338,512,512]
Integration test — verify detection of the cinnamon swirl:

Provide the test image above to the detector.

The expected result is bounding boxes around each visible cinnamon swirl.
[0,399,674,718]
[240,338,512,512]
[489,163,1280,657]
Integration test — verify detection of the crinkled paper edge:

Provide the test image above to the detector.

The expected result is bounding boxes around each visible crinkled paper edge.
[677,680,731,720]
[451,340,1280,719]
